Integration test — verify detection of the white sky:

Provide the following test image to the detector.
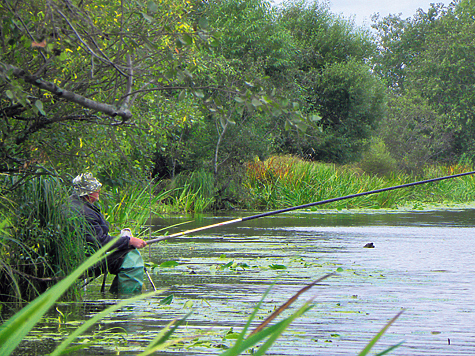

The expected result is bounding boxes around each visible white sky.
[272,0,454,27]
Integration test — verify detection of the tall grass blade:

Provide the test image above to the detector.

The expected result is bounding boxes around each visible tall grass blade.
[138,312,192,356]
[374,341,405,356]
[251,304,314,356]
[219,305,314,356]
[221,280,278,355]
[250,273,334,336]
[221,274,334,356]
[51,290,163,356]
[358,309,405,356]
[0,239,116,356]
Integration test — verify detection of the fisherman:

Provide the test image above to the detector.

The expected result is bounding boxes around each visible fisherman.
[71,172,147,294]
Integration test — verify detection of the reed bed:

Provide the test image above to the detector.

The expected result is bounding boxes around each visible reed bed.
[243,156,475,210]
[0,175,87,306]
[163,170,216,213]
[101,180,170,238]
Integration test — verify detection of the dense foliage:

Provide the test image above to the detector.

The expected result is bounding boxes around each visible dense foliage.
[2,0,473,187]
[2,0,475,303]
[373,0,475,168]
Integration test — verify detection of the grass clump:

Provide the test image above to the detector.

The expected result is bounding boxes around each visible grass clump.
[160,170,216,213]
[0,175,87,307]
[243,155,475,210]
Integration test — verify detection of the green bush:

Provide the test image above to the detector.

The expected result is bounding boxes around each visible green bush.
[358,139,398,177]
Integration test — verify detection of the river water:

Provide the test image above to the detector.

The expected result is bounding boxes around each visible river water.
[18,209,475,355]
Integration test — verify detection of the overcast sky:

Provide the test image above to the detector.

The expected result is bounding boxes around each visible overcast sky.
[272,0,453,27]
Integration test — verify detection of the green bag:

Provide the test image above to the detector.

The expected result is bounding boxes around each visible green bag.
[110,249,144,294]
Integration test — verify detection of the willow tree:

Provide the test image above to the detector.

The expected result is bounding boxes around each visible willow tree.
[0,0,215,184]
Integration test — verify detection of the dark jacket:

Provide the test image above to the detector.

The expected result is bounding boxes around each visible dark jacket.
[71,194,130,251]
[71,194,132,275]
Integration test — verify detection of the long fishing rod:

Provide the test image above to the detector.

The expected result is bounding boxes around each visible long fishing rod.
[146,170,475,245]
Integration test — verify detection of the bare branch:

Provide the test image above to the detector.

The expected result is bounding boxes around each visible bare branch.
[1,63,132,120]
[121,53,133,110]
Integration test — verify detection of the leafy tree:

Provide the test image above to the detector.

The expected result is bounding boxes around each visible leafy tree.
[377,94,453,173]
[280,1,375,71]
[373,0,475,162]
[371,4,448,91]
[0,0,212,185]
[186,0,311,182]
[273,2,384,163]
[405,0,475,157]
[279,59,386,162]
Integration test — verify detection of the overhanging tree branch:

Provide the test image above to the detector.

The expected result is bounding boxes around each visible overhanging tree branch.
[0,63,132,120]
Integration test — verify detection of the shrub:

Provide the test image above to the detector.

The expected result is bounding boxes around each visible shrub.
[358,138,398,177]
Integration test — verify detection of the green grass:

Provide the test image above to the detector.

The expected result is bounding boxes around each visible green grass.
[243,155,475,210]
[101,180,170,238]
[0,175,87,306]
[161,170,216,213]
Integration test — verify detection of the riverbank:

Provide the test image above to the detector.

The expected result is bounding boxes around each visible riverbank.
[161,156,475,214]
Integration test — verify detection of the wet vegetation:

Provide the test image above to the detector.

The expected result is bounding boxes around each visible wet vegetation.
[0,244,404,356]
[2,0,475,353]
[165,155,475,213]
[0,176,86,306]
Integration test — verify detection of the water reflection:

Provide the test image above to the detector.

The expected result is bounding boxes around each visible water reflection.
[18,209,475,355]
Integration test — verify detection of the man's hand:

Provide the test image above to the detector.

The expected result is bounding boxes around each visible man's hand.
[121,229,147,249]
[129,236,147,249]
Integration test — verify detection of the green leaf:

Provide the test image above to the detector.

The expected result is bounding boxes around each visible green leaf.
[198,17,209,29]
[178,90,186,101]
[209,38,220,47]
[221,261,233,269]
[224,332,241,340]
[5,90,13,100]
[58,51,68,61]
[34,100,43,110]
[159,261,179,268]
[251,98,262,107]
[182,34,193,45]
[309,114,322,122]
[159,294,174,305]
[23,38,32,48]
[219,116,227,128]
[193,90,204,98]
[269,264,287,270]
[141,12,154,22]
